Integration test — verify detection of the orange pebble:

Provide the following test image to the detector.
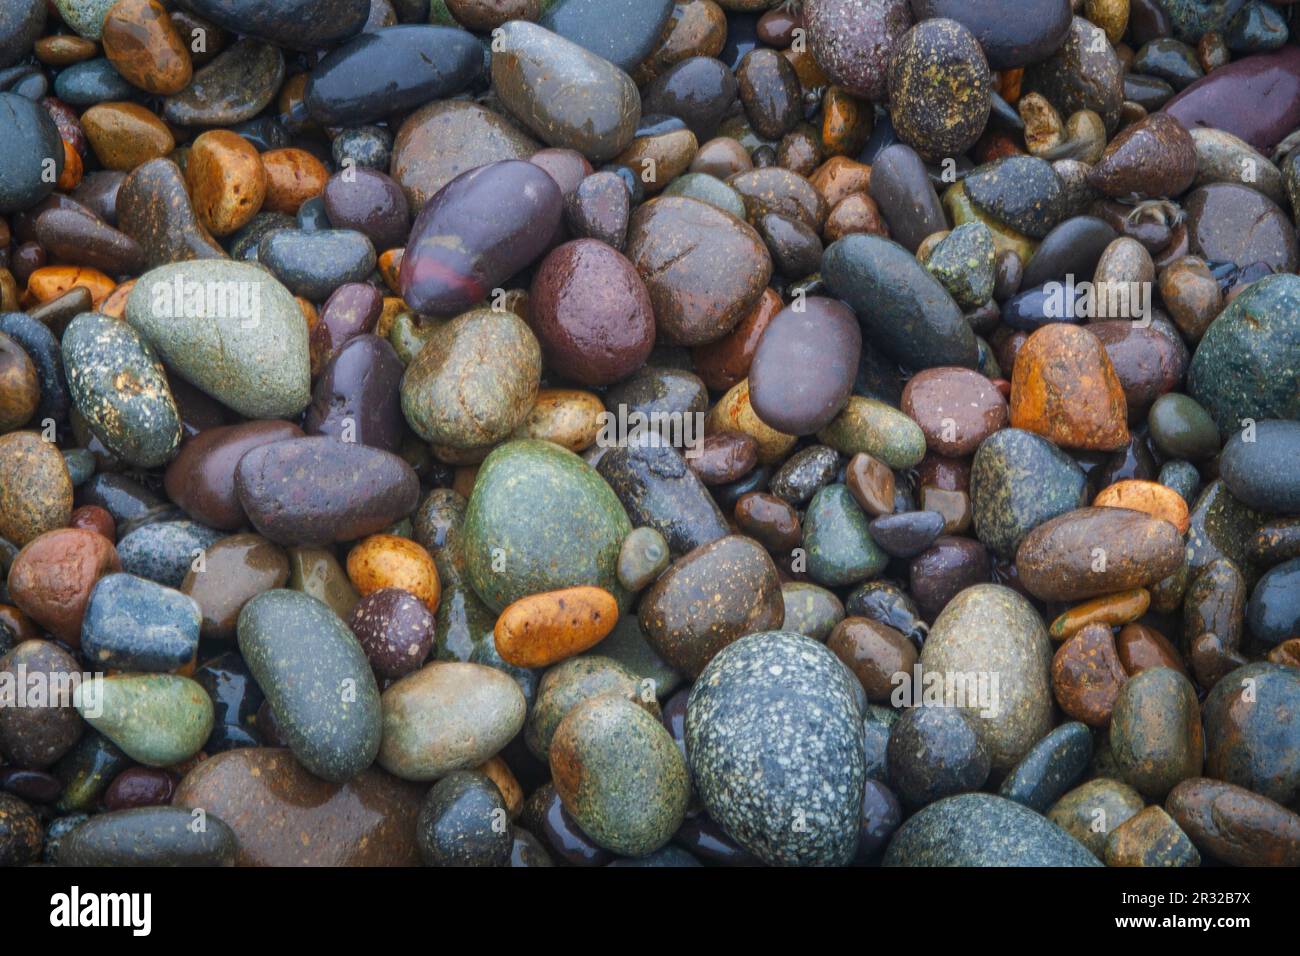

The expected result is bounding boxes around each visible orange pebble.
[297,296,319,334]
[378,248,404,293]
[1049,588,1151,641]
[99,279,135,319]
[452,465,478,499]
[25,266,115,308]
[57,139,83,191]
[1093,479,1191,534]
[493,586,619,668]
[68,504,116,542]
[346,534,441,613]
[261,147,328,214]
[476,755,524,818]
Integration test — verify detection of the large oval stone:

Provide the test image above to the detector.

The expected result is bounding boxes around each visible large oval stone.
[125,261,310,419]
[1203,662,1300,806]
[749,298,861,435]
[1109,666,1203,799]
[596,442,729,556]
[180,0,369,51]
[174,747,423,865]
[235,437,419,547]
[463,440,631,613]
[1163,44,1300,152]
[686,631,865,866]
[163,420,304,530]
[909,0,1072,70]
[237,589,382,782]
[920,584,1054,772]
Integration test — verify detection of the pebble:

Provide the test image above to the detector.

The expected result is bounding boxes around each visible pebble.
[823,234,977,370]
[998,721,1092,812]
[1184,182,1298,273]
[101,0,192,96]
[307,26,480,127]
[492,20,640,162]
[1109,666,1203,799]
[62,311,181,468]
[804,0,911,101]
[1167,778,1300,867]
[597,441,729,556]
[638,533,783,678]
[1010,323,1129,451]
[687,632,865,866]
[1163,44,1300,153]
[1047,777,1144,859]
[76,673,213,767]
[235,437,419,547]
[1187,274,1300,434]
[378,660,525,781]
[174,747,422,866]
[803,484,888,587]
[1022,16,1123,133]
[817,396,927,470]
[0,431,73,547]
[416,771,511,867]
[81,572,200,672]
[322,168,409,252]
[1203,663,1300,805]
[643,58,738,144]
[0,640,84,768]
[540,0,673,73]
[126,261,309,417]
[883,792,1100,866]
[970,428,1087,559]
[493,587,618,669]
[528,238,655,386]
[887,706,990,807]
[183,537,286,637]
[56,806,236,866]
[238,589,381,782]
[627,196,771,346]
[0,92,63,214]
[551,694,689,857]
[1051,622,1128,725]
[1105,804,1201,867]
[1220,419,1300,514]
[0,792,43,866]
[920,584,1054,772]
[8,528,121,643]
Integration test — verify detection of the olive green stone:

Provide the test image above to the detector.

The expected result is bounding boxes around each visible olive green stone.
[56,806,238,866]
[925,221,996,309]
[62,312,182,469]
[1188,273,1300,435]
[75,674,213,768]
[463,439,631,613]
[1109,667,1203,800]
[550,693,689,857]
[237,589,381,782]
[971,428,1088,559]
[1047,777,1145,859]
[1148,392,1221,460]
[399,308,542,450]
[125,261,311,419]
[52,0,116,40]
[802,484,888,587]
[816,396,927,469]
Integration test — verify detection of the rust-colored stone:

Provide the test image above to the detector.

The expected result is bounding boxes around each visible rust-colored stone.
[1010,323,1130,451]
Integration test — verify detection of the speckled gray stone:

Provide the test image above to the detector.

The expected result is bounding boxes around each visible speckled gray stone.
[55,806,236,866]
[686,631,865,866]
[115,520,225,589]
[883,792,1101,866]
[237,589,381,782]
